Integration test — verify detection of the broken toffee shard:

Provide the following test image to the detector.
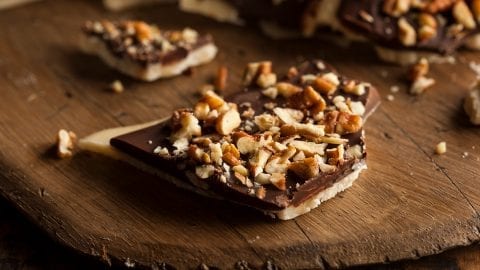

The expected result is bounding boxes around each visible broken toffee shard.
[80,20,217,81]
[80,60,381,220]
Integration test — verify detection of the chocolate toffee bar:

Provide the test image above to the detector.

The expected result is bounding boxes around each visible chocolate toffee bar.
[80,20,217,81]
[339,0,480,64]
[179,0,344,39]
[80,60,380,220]
[103,0,175,11]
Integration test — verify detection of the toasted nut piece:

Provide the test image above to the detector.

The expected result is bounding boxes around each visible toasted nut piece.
[262,87,278,99]
[464,87,480,125]
[336,112,363,135]
[343,81,367,96]
[236,136,259,154]
[289,140,327,156]
[264,156,288,174]
[288,157,319,180]
[473,0,480,22]
[243,61,272,86]
[287,66,299,79]
[56,129,76,158]
[383,0,411,17]
[153,146,169,156]
[194,102,210,120]
[313,76,337,96]
[453,1,476,29]
[410,76,435,95]
[195,165,215,179]
[216,109,241,135]
[201,90,225,109]
[109,80,124,93]
[277,82,302,98]
[281,123,325,138]
[346,145,363,159]
[171,112,202,141]
[303,86,324,106]
[134,21,153,42]
[273,107,304,124]
[348,100,366,116]
[324,111,363,135]
[215,66,228,92]
[409,58,429,81]
[435,141,447,155]
[257,73,277,88]
[222,143,241,166]
[398,17,416,47]
[187,145,204,161]
[254,113,278,131]
[424,0,458,13]
[418,13,438,41]
[209,143,223,165]
[279,145,297,163]
[255,173,272,185]
[234,172,253,187]
[270,173,286,190]
[255,186,266,199]
[233,164,249,177]
[182,28,199,43]
[326,144,345,165]
[250,148,272,176]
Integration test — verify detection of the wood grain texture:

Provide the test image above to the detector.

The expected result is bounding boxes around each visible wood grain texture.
[0,0,480,269]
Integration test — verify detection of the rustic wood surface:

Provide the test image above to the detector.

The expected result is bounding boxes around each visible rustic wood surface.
[1,0,480,269]
[2,196,480,270]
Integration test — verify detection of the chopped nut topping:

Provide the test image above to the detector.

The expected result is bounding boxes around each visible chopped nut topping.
[323,111,363,135]
[216,108,241,135]
[418,13,438,41]
[157,60,372,197]
[257,73,277,88]
[383,0,411,17]
[243,61,273,86]
[276,82,302,98]
[262,87,278,99]
[453,1,476,30]
[170,111,202,142]
[201,90,225,109]
[398,17,416,47]
[196,165,215,179]
[56,129,77,158]
[270,173,286,190]
[288,157,319,180]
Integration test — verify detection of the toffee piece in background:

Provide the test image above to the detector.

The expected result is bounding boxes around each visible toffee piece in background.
[80,60,381,220]
[80,20,217,81]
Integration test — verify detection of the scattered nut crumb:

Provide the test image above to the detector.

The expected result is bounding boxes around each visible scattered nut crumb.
[464,87,480,125]
[435,141,447,155]
[386,94,395,101]
[56,129,77,158]
[109,80,124,93]
[462,152,469,158]
[390,85,399,93]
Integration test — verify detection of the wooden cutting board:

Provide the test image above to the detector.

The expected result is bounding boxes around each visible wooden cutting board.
[1,0,480,269]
